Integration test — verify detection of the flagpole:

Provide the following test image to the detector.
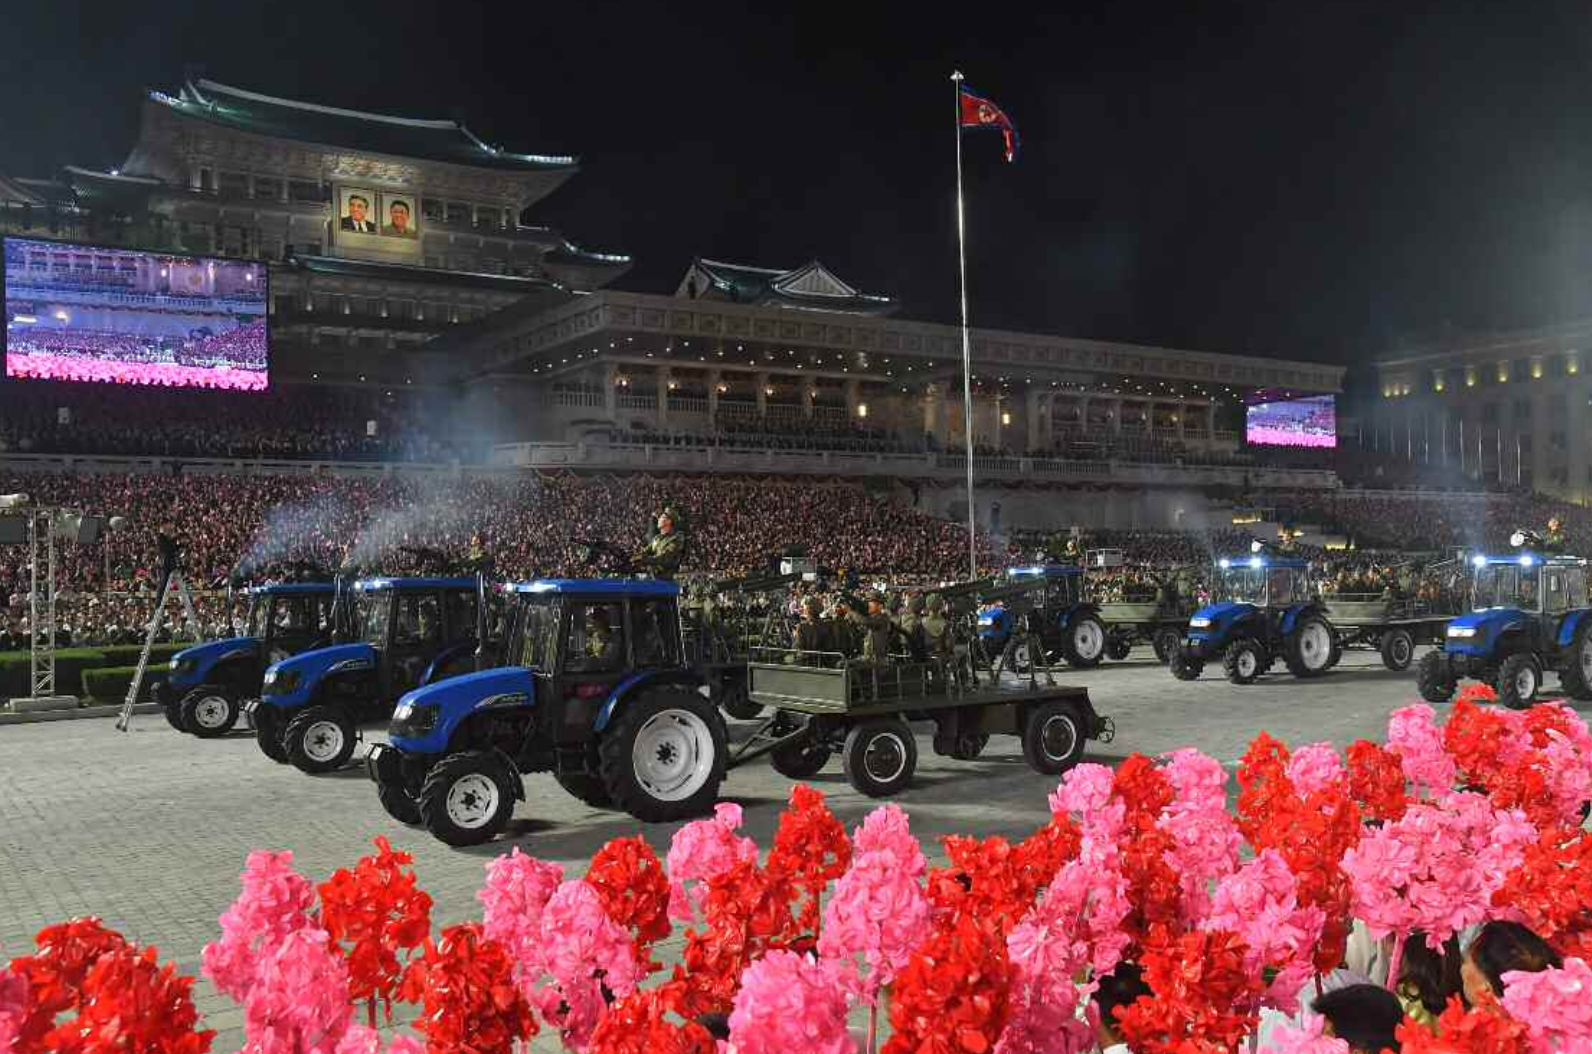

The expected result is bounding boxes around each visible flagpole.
[952,70,978,581]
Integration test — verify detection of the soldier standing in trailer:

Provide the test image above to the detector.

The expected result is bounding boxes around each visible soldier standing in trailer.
[856,592,894,665]
[637,507,687,580]
[786,596,832,664]
[1544,516,1566,553]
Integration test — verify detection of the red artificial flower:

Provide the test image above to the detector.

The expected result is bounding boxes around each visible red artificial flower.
[1236,733,1294,845]
[1114,753,1176,818]
[318,836,433,1026]
[1492,826,1592,960]
[44,944,213,1054]
[1456,682,1500,706]
[1444,701,1571,828]
[584,836,673,974]
[1115,928,1265,1054]
[1117,823,1186,954]
[881,913,1012,1054]
[8,918,130,1054]
[927,835,1037,941]
[764,784,852,935]
[1395,995,1531,1054]
[1346,739,1409,823]
[1011,812,1083,898]
[668,857,802,1017]
[587,989,717,1054]
[400,923,535,1054]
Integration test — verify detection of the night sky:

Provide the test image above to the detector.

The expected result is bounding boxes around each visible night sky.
[6,1,1592,369]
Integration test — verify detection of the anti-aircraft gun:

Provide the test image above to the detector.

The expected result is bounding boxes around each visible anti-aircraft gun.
[681,569,805,719]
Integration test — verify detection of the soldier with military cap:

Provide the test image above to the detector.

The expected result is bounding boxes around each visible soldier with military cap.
[637,507,687,580]
[1545,516,1566,553]
[786,596,832,664]
[856,591,894,665]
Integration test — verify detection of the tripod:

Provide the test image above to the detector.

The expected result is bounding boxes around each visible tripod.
[115,571,202,732]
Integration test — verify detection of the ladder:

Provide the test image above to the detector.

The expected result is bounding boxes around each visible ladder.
[115,572,202,732]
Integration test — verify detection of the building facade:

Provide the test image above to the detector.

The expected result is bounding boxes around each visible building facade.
[1374,321,1592,501]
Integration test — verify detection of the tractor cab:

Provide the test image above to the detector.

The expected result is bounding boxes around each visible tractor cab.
[157,582,339,738]
[1421,552,1592,709]
[253,576,485,773]
[1175,556,1337,684]
[371,576,725,846]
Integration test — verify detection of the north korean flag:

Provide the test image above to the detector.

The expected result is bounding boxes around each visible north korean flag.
[959,85,1020,162]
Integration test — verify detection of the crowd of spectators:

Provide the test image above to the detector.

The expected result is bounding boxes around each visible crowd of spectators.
[0,380,467,462]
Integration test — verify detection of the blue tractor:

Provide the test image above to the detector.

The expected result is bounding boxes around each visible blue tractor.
[1171,555,1339,684]
[365,577,726,847]
[249,576,486,774]
[976,566,1112,670]
[1417,551,1592,710]
[156,583,339,737]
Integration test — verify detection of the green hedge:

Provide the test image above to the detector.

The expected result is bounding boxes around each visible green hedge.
[80,665,168,705]
[0,643,187,698]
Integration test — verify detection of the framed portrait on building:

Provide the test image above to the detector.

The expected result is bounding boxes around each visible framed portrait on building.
[379,192,420,240]
[338,187,379,235]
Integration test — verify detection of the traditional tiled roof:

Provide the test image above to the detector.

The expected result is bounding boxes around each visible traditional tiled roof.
[150,79,579,174]
[678,257,897,315]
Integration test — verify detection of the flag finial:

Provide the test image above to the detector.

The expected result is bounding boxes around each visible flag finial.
[951,70,964,82]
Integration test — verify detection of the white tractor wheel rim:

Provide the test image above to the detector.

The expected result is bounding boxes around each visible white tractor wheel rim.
[1580,638,1592,679]
[633,708,714,802]
[1238,649,1258,677]
[194,696,231,729]
[445,773,500,829]
[1517,666,1537,698]
[302,721,346,764]
[863,731,909,784]
[1040,715,1077,761]
[1299,623,1331,669]
[1074,621,1103,659]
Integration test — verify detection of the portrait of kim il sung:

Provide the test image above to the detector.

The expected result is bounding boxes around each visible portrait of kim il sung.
[338,187,379,235]
[380,194,419,239]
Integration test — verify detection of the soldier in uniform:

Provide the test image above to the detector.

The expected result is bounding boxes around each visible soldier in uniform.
[856,592,894,665]
[897,593,926,658]
[1545,516,1566,553]
[637,508,687,580]
[830,594,862,658]
[577,608,621,671]
[786,597,831,664]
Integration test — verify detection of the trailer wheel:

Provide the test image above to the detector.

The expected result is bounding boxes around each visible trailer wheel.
[1060,615,1107,668]
[1224,638,1266,685]
[1152,627,1182,664]
[284,705,357,774]
[555,774,614,808]
[1496,653,1541,711]
[1416,651,1457,703]
[419,751,514,847]
[1105,637,1132,662]
[377,782,422,826]
[1169,651,1204,681]
[599,689,727,823]
[1380,629,1415,672]
[1284,616,1335,678]
[252,705,291,764]
[1021,700,1087,775]
[180,686,239,738]
[843,718,917,797]
[1559,622,1592,701]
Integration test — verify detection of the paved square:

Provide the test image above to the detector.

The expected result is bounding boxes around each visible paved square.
[0,648,1538,1049]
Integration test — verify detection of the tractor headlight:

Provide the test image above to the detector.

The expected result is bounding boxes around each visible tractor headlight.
[263,668,300,693]
[393,703,413,722]
[392,703,438,736]
[1188,617,1212,629]
[1447,626,1478,638]
[169,657,191,673]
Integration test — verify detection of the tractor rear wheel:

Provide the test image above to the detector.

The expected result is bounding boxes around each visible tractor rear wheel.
[599,689,726,823]
[1284,616,1335,678]
[1416,651,1456,703]
[1496,653,1541,711]
[1559,622,1592,702]
[1060,615,1107,668]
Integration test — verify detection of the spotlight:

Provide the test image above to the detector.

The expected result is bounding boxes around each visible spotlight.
[0,494,31,510]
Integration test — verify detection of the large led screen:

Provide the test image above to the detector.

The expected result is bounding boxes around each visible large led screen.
[1245,394,1337,448]
[3,236,267,390]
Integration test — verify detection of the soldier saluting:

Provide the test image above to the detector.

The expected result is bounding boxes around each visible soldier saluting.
[636,507,686,580]
[1544,516,1566,553]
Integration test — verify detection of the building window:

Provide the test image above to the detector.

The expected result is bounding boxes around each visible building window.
[288,180,322,203]
[254,176,281,201]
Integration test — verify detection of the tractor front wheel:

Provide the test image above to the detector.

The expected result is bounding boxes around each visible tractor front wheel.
[284,706,358,774]
[1496,653,1541,711]
[1416,651,1456,703]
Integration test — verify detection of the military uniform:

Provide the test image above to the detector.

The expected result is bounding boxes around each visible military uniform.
[854,598,894,665]
[640,530,685,580]
[830,597,862,657]
[787,604,832,664]
[581,617,621,670]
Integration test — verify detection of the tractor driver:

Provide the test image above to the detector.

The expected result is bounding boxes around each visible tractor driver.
[576,608,622,672]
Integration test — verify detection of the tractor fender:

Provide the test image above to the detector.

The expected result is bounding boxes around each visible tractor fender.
[391,666,536,755]
[1056,602,1102,629]
[594,669,708,733]
[421,641,479,687]
[1279,603,1328,637]
[483,746,526,801]
[167,636,261,691]
[1558,608,1592,648]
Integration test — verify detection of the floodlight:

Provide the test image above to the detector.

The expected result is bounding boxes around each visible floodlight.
[1510,531,1527,548]
[1218,558,1231,569]
[1520,554,1536,567]
[1250,556,1264,568]
[0,494,30,511]
[1251,539,1263,553]
[1472,555,1488,569]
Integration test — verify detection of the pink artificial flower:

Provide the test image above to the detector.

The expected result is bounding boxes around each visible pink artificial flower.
[333,1025,427,1054]
[851,804,926,878]
[1387,705,1457,798]
[0,951,26,1054]
[1260,1013,1351,1054]
[1541,728,1592,828]
[728,950,856,1054]
[536,879,642,1048]
[1501,956,1592,1054]
[478,847,564,982]
[1285,742,1347,797]
[665,802,758,923]
[1049,763,1116,819]
[1158,748,1241,923]
[1203,849,1326,1014]
[204,849,320,1003]
[241,926,355,1054]
[818,847,931,1002]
